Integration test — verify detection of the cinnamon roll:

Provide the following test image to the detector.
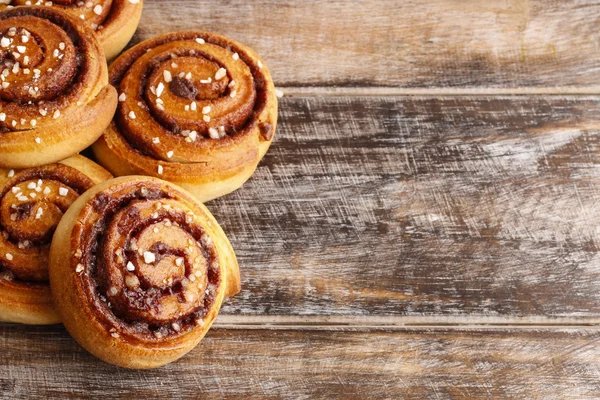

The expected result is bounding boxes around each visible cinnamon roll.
[0,1,143,60]
[93,32,278,203]
[0,6,118,169]
[0,155,111,324]
[49,176,240,368]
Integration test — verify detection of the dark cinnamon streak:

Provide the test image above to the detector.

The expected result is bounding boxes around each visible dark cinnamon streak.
[170,76,198,100]
[259,122,273,141]
[12,203,32,221]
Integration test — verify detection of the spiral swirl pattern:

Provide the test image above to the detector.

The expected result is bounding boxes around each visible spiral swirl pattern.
[51,177,238,356]
[0,1,142,60]
[0,164,93,281]
[94,31,278,202]
[83,190,221,339]
[0,156,111,324]
[0,6,117,168]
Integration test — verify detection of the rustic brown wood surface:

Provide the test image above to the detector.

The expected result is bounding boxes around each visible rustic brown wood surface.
[134,0,600,89]
[212,95,600,322]
[4,0,600,398]
[2,324,600,399]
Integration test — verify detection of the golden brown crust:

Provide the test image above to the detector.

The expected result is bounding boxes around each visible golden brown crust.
[1,0,143,61]
[0,155,112,325]
[95,0,143,61]
[93,31,278,203]
[0,6,118,169]
[49,176,240,368]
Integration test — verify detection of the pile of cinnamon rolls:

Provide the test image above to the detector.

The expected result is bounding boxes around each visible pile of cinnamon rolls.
[0,2,278,369]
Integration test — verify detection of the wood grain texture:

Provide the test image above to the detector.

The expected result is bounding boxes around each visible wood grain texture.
[1,324,599,399]
[133,0,600,88]
[207,95,600,321]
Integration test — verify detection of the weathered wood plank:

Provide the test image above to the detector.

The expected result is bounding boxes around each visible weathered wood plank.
[1,324,600,399]
[207,96,600,320]
[134,0,600,88]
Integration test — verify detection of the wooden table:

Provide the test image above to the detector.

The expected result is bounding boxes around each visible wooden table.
[3,1,600,398]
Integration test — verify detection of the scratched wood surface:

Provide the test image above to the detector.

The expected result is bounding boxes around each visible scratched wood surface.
[2,324,600,399]
[133,0,600,89]
[207,95,600,322]
[4,0,600,398]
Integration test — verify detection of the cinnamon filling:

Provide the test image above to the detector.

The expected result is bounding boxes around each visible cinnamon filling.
[11,202,32,221]
[169,76,198,100]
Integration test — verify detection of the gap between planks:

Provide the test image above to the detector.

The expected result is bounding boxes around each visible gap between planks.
[6,316,600,332]
[279,86,600,97]
[214,315,600,331]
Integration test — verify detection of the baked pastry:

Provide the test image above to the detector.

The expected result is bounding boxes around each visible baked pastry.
[49,176,240,368]
[0,0,143,60]
[0,6,118,169]
[0,155,112,324]
[93,32,278,203]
